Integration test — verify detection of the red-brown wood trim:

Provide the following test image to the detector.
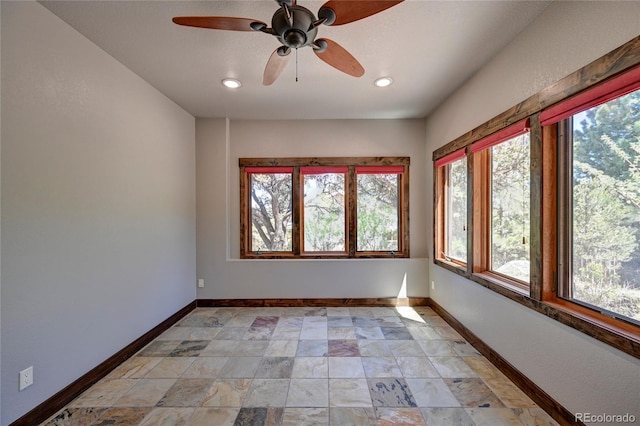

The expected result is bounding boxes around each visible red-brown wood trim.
[433,35,640,161]
[529,113,543,301]
[427,298,585,426]
[541,124,558,302]
[240,157,411,167]
[9,301,196,426]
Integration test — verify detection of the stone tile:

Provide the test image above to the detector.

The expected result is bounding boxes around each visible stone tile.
[232,340,269,357]
[243,379,290,407]
[251,316,280,328]
[327,316,354,327]
[352,317,380,328]
[264,340,298,357]
[358,340,393,357]
[362,357,402,377]
[375,316,405,327]
[145,357,195,378]
[189,407,240,426]
[444,378,505,408]
[69,379,136,407]
[168,340,210,357]
[396,357,439,378]
[92,407,151,426]
[296,340,328,356]
[328,327,357,339]
[387,340,424,356]
[303,316,327,326]
[201,340,240,356]
[329,407,376,425]
[158,326,221,341]
[243,326,275,340]
[218,357,262,378]
[329,379,373,407]
[156,378,214,407]
[483,378,537,408]
[420,407,475,425]
[113,378,176,407]
[417,340,456,357]
[466,407,523,425]
[328,357,365,378]
[138,407,195,426]
[429,356,477,378]
[326,307,351,317]
[375,407,426,426]
[182,357,229,378]
[215,327,250,340]
[464,356,506,379]
[433,326,463,340]
[225,315,258,327]
[278,316,304,327]
[303,308,327,317]
[328,339,360,356]
[286,379,329,407]
[107,356,162,379]
[43,407,108,426]
[272,327,302,340]
[255,357,295,378]
[355,327,385,340]
[513,407,560,426]
[405,378,460,407]
[137,340,181,357]
[368,378,417,407]
[282,408,329,425]
[300,326,328,340]
[292,357,329,378]
[452,340,482,356]
[407,327,441,340]
[381,327,414,340]
[202,379,252,407]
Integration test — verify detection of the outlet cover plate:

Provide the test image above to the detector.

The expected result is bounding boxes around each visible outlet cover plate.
[19,366,33,391]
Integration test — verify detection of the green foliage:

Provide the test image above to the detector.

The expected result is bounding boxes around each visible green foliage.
[571,90,640,321]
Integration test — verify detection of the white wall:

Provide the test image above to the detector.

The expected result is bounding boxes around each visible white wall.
[196,118,429,299]
[425,1,640,422]
[1,3,196,424]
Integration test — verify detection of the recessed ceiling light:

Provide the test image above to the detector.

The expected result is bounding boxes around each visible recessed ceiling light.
[374,77,393,88]
[222,78,242,89]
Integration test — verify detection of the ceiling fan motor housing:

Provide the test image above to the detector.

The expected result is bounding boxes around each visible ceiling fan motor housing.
[272,6,318,49]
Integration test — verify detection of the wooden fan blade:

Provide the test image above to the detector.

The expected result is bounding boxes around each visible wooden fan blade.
[263,48,291,85]
[319,0,403,26]
[172,16,266,31]
[314,38,364,77]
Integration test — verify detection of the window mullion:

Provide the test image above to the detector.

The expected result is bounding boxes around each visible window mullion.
[347,166,357,257]
[530,112,543,300]
[292,166,301,256]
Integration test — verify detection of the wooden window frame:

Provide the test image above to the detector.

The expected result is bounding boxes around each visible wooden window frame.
[434,154,468,269]
[432,35,640,360]
[240,157,410,259]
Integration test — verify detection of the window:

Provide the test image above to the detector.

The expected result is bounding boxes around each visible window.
[547,69,640,325]
[240,157,409,259]
[302,167,347,253]
[432,39,640,360]
[435,149,467,266]
[246,167,293,253]
[356,166,404,252]
[471,120,531,288]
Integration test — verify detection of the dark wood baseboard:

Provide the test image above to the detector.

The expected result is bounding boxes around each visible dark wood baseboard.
[427,298,583,426]
[10,301,197,426]
[197,297,430,307]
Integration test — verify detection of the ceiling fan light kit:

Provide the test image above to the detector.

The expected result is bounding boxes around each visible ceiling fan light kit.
[374,77,393,87]
[172,0,404,85]
[222,78,242,89]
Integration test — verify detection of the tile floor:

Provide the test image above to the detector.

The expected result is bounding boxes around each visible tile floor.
[44,306,558,425]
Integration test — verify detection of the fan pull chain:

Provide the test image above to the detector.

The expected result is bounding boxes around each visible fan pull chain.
[295,48,299,82]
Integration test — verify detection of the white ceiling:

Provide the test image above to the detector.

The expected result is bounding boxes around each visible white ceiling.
[40,0,551,120]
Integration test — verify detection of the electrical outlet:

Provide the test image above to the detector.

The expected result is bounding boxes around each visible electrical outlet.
[197,279,204,288]
[431,281,435,290]
[19,366,33,391]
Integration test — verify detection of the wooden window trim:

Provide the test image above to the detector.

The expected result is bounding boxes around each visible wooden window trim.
[240,157,410,260]
[431,35,640,360]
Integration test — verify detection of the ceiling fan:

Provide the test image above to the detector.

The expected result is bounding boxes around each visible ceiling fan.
[172,0,403,85]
